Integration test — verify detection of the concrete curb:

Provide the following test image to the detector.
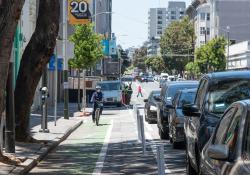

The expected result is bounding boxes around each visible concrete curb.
[9,120,83,175]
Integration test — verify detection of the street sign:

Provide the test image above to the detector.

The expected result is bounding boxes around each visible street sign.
[68,0,92,25]
[48,55,63,71]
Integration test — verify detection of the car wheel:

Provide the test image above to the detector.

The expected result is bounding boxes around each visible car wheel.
[173,141,183,149]
[186,147,197,175]
[159,128,169,140]
[117,103,122,107]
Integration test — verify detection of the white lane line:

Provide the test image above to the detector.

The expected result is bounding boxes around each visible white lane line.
[92,119,114,175]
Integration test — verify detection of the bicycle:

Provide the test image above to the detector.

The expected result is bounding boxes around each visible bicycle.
[95,101,103,126]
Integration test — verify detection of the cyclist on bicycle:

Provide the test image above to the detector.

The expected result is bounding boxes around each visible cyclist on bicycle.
[91,85,103,122]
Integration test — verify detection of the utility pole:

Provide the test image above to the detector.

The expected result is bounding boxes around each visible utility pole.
[226,26,230,70]
[5,62,15,153]
[54,41,58,126]
[63,0,69,119]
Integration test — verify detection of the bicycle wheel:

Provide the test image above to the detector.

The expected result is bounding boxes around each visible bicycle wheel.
[95,109,100,126]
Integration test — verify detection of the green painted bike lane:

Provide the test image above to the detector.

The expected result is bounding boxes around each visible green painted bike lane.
[29,118,111,175]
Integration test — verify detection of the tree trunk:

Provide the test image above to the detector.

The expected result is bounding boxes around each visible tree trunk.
[15,0,60,142]
[0,0,25,160]
[77,69,81,111]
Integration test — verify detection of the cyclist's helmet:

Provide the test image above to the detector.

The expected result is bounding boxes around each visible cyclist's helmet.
[96,85,101,90]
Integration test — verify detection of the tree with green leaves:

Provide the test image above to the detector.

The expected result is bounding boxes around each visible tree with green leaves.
[160,16,195,75]
[145,56,167,74]
[185,62,200,79]
[195,37,227,73]
[68,24,103,111]
[132,46,147,72]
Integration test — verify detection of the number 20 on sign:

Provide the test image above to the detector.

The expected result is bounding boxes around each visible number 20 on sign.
[68,0,91,25]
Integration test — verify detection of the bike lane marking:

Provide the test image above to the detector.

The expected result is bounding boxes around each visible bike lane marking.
[92,119,114,175]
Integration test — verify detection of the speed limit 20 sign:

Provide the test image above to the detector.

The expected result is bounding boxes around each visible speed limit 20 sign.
[68,0,91,24]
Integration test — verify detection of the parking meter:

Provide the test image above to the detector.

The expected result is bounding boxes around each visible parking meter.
[39,87,49,133]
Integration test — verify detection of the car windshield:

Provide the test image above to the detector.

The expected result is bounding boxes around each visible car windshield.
[152,91,160,97]
[205,80,250,115]
[98,82,121,91]
[166,84,198,101]
[178,91,196,107]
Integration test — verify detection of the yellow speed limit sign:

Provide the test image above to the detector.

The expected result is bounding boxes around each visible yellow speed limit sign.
[68,0,91,24]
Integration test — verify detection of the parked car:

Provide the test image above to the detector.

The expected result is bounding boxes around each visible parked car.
[200,100,250,175]
[157,81,198,139]
[144,90,161,124]
[159,79,167,88]
[97,80,123,107]
[183,71,250,175]
[154,75,160,81]
[168,88,197,148]
[146,76,154,82]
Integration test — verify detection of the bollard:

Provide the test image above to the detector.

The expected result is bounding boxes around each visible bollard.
[139,114,146,155]
[157,144,165,175]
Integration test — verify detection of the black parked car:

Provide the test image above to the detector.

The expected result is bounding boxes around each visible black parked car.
[200,100,250,175]
[157,81,198,139]
[168,88,197,148]
[144,90,161,124]
[183,71,250,175]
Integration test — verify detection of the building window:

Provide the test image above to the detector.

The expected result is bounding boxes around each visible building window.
[180,11,184,15]
[157,26,162,30]
[171,16,176,20]
[157,31,162,35]
[158,21,162,24]
[200,13,206,20]
[158,16,162,20]
[207,13,210,21]
[200,27,206,35]
[206,27,210,35]
[157,10,162,14]
[171,11,176,15]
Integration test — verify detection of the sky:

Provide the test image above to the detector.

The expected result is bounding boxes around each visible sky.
[112,0,192,49]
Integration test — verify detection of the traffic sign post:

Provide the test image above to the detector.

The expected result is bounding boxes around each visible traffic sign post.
[68,0,91,25]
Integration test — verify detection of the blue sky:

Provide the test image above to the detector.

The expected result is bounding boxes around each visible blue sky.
[112,0,192,49]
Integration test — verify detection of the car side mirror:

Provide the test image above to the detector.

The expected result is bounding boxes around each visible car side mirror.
[207,144,229,160]
[182,104,200,117]
[144,99,148,102]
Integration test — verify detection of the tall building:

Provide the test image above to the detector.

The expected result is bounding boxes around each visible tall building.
[148,8,167,40]
[187,0,250,48]
[93,0,112,39]
[167,1,186,25]
[147,1,186,56]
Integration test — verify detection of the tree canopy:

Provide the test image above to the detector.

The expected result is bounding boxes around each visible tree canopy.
[68,24,104,70]
[160,16,195,74]
[145,56,167,74]
[132,46,147,71]
[195,37,227,73]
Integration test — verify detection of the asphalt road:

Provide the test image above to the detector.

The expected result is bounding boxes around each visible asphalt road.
[29,81,186,175]
[132,81,186,175]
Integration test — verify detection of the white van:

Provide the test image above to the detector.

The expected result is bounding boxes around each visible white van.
[97,80,123,107]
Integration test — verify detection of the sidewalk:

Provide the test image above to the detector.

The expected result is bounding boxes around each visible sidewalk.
[0,103,85,175]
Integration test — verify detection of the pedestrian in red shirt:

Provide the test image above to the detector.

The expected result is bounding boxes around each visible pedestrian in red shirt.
[137,85,143,97]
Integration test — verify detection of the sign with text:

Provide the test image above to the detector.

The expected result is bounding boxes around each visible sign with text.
[68,0,92,24]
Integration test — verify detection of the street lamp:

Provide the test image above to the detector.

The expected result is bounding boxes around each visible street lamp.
[226,26,230,70]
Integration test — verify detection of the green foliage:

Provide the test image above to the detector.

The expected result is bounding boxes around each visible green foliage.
[195,37,227,73]
[185,62,200,77]
[132,46,147,71]
[145,56,167,74]
[160,16,195,73]
[68,24,104,70]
